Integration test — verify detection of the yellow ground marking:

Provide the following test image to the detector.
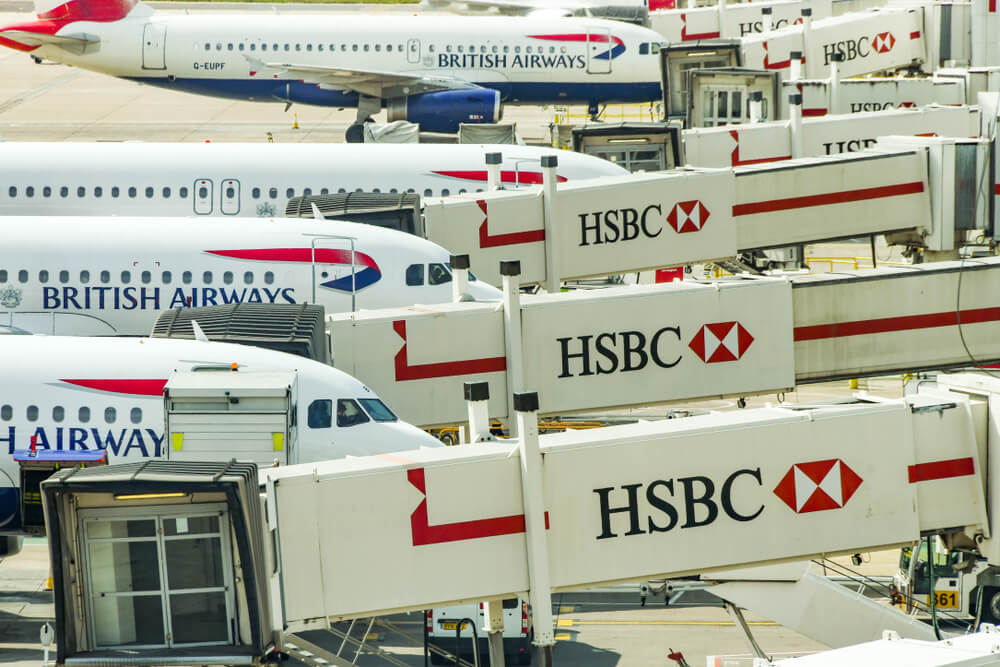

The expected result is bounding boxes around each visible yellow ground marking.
[558,606,575,613]
[561,620,778,627]
[555,634,573,641]
[556,619,574,627]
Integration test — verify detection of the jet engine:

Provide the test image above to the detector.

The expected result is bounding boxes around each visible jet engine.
[386,89,501,134]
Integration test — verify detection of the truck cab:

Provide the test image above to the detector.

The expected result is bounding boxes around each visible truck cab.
[893,540,996,622]
[426,597,533,665]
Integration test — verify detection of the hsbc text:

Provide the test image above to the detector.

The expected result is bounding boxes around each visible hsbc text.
[822,37,870,65]
[578,205,663,246]
[557,327,681,377]
[594,469,764,539]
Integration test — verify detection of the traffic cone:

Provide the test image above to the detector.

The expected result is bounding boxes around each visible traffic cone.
[292,113,299,130]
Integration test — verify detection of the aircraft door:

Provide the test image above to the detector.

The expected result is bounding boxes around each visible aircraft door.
[310,237,361,312]
[406,38,420,64]
[221,179,240,215]
[142,23,167,70]
[194,179,213,215]
[586,29,613,74]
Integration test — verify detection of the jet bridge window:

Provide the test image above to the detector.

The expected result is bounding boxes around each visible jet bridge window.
[406,264,424,286]
[307,399,332,429]
[337,399,369,427]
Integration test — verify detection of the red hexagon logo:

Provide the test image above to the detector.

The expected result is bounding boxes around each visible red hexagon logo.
[773,459,863,513]
[873,32,895,54]
[667,200,711,233]
[688,322,753,363]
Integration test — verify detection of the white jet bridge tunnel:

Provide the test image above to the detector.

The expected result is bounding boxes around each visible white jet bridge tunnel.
[37,373,1000,666]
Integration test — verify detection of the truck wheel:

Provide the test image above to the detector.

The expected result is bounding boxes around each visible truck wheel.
[981,587,1000,625]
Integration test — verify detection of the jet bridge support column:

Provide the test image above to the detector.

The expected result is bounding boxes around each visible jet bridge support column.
[514,391,555,666]
[541,156,560,295]
[486,152,502,192]
[502,260,525,436]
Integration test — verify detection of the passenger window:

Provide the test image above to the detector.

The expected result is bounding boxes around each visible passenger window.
[261,44,267,51]
[223,271,233,285]
[336,399,369,427]
[145,186,154,198]
[428,263,452,286]
[244,271,253,285]
[121,271,131,284]
[252,187,260,199]
[306,44,312,51]
[269,187,278,198]
[38,270,48,283]
[341,44,346,51]
[441,189,450,196]
[284,43,290,51]
[250,43,256,51]
[389,44,394,52]
[59,270,69,283]
[238,43,245,51]
[225,185,234,199]
[183,271,192,284]
[128,186,137,198]
[338,188,346,194]
[286,187,294,198]
[352,44,358,52]
[204,43,210,51]
[216,43,221,50]
[52,406,64,422]
[77,186,85,197]
[0,405,10,420]
[405,264,424,286]
[79,406,90,423]
[60,186,68,198]
[141,270,151,284]
[198,185,208,199]
[163,187,171,198]
[130,407,142,424]
[317,44,323,51]
[295,43,301,51]
[203,271,212,284]
[358,398,397,422]
[26,405,38,422]
[162,271,172,284]
[94,186,102,198]
[80,270,90,283]
[303,187,312,196]
[307,399,332,429]
[264,271,274,285]
[0,270,6,282]
[6,186,14,197]
[111,186,119,198]
[375,44,380,52]
[25,186,34,198]
[18,270,27,283]
[424,188,432,197]
[105,407,116,423]
[227,43,233,51]
[320,188,329,195]
[100,270,110,283]
[42,186,51,197]
[180,186,188,198]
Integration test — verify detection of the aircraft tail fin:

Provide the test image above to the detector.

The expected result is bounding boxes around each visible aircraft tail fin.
[34,0,142,21]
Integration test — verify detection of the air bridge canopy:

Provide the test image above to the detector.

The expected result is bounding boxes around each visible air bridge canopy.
[40,460,271,666]
[265,393,985,627]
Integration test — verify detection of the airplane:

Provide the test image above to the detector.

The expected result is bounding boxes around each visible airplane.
[0,217,502,336]
[0,334,443,540]
[0,0,665,134]
[0,142,630,218]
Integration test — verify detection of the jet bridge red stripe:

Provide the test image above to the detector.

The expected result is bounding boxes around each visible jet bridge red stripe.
[60,379,167,396]
[408,467,548,546]
[393,320,506,381]
[477,200,545,248]
[431,170,567,185]
[908,457,975,483]
[733,181,924,216]
[793,307,1000,342]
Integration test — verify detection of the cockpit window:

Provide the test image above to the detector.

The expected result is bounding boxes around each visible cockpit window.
[428,263,452,286]
[337,399,370,427]
[307,399,332,429]
[447,261,478,282]
[405,263,424,286]
[358,398,397,422]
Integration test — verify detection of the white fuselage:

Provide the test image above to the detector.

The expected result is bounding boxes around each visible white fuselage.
[0,217,500,336]
[0,335,440,533]
[0,142,629,217]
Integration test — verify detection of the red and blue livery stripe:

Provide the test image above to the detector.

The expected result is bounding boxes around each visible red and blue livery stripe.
[205,248,382,292]
[528,33,626,60]
[60,379,167,396]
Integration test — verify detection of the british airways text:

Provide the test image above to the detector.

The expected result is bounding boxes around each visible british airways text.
[437,53,586,69]
[1,425,164,457]
[41,286,297,310]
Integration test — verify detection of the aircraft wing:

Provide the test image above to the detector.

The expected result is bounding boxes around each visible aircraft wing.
[245,57,481,98]
[0,29,99,54]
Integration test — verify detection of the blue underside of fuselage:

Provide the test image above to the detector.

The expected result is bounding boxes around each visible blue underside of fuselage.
[125,77,662,107]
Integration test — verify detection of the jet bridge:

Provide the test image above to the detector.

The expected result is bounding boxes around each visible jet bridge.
[39,375,1000,665]
[328,256,1000,427]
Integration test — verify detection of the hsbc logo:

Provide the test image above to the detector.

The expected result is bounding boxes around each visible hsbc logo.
[667,200,711,234]
[872,31,895,53]
[556,320,752,377]
[578,200,711,247]
[688,321,753,363]
[773,459,863,513]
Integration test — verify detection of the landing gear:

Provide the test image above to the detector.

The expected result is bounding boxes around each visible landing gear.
[346,95,381,143]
